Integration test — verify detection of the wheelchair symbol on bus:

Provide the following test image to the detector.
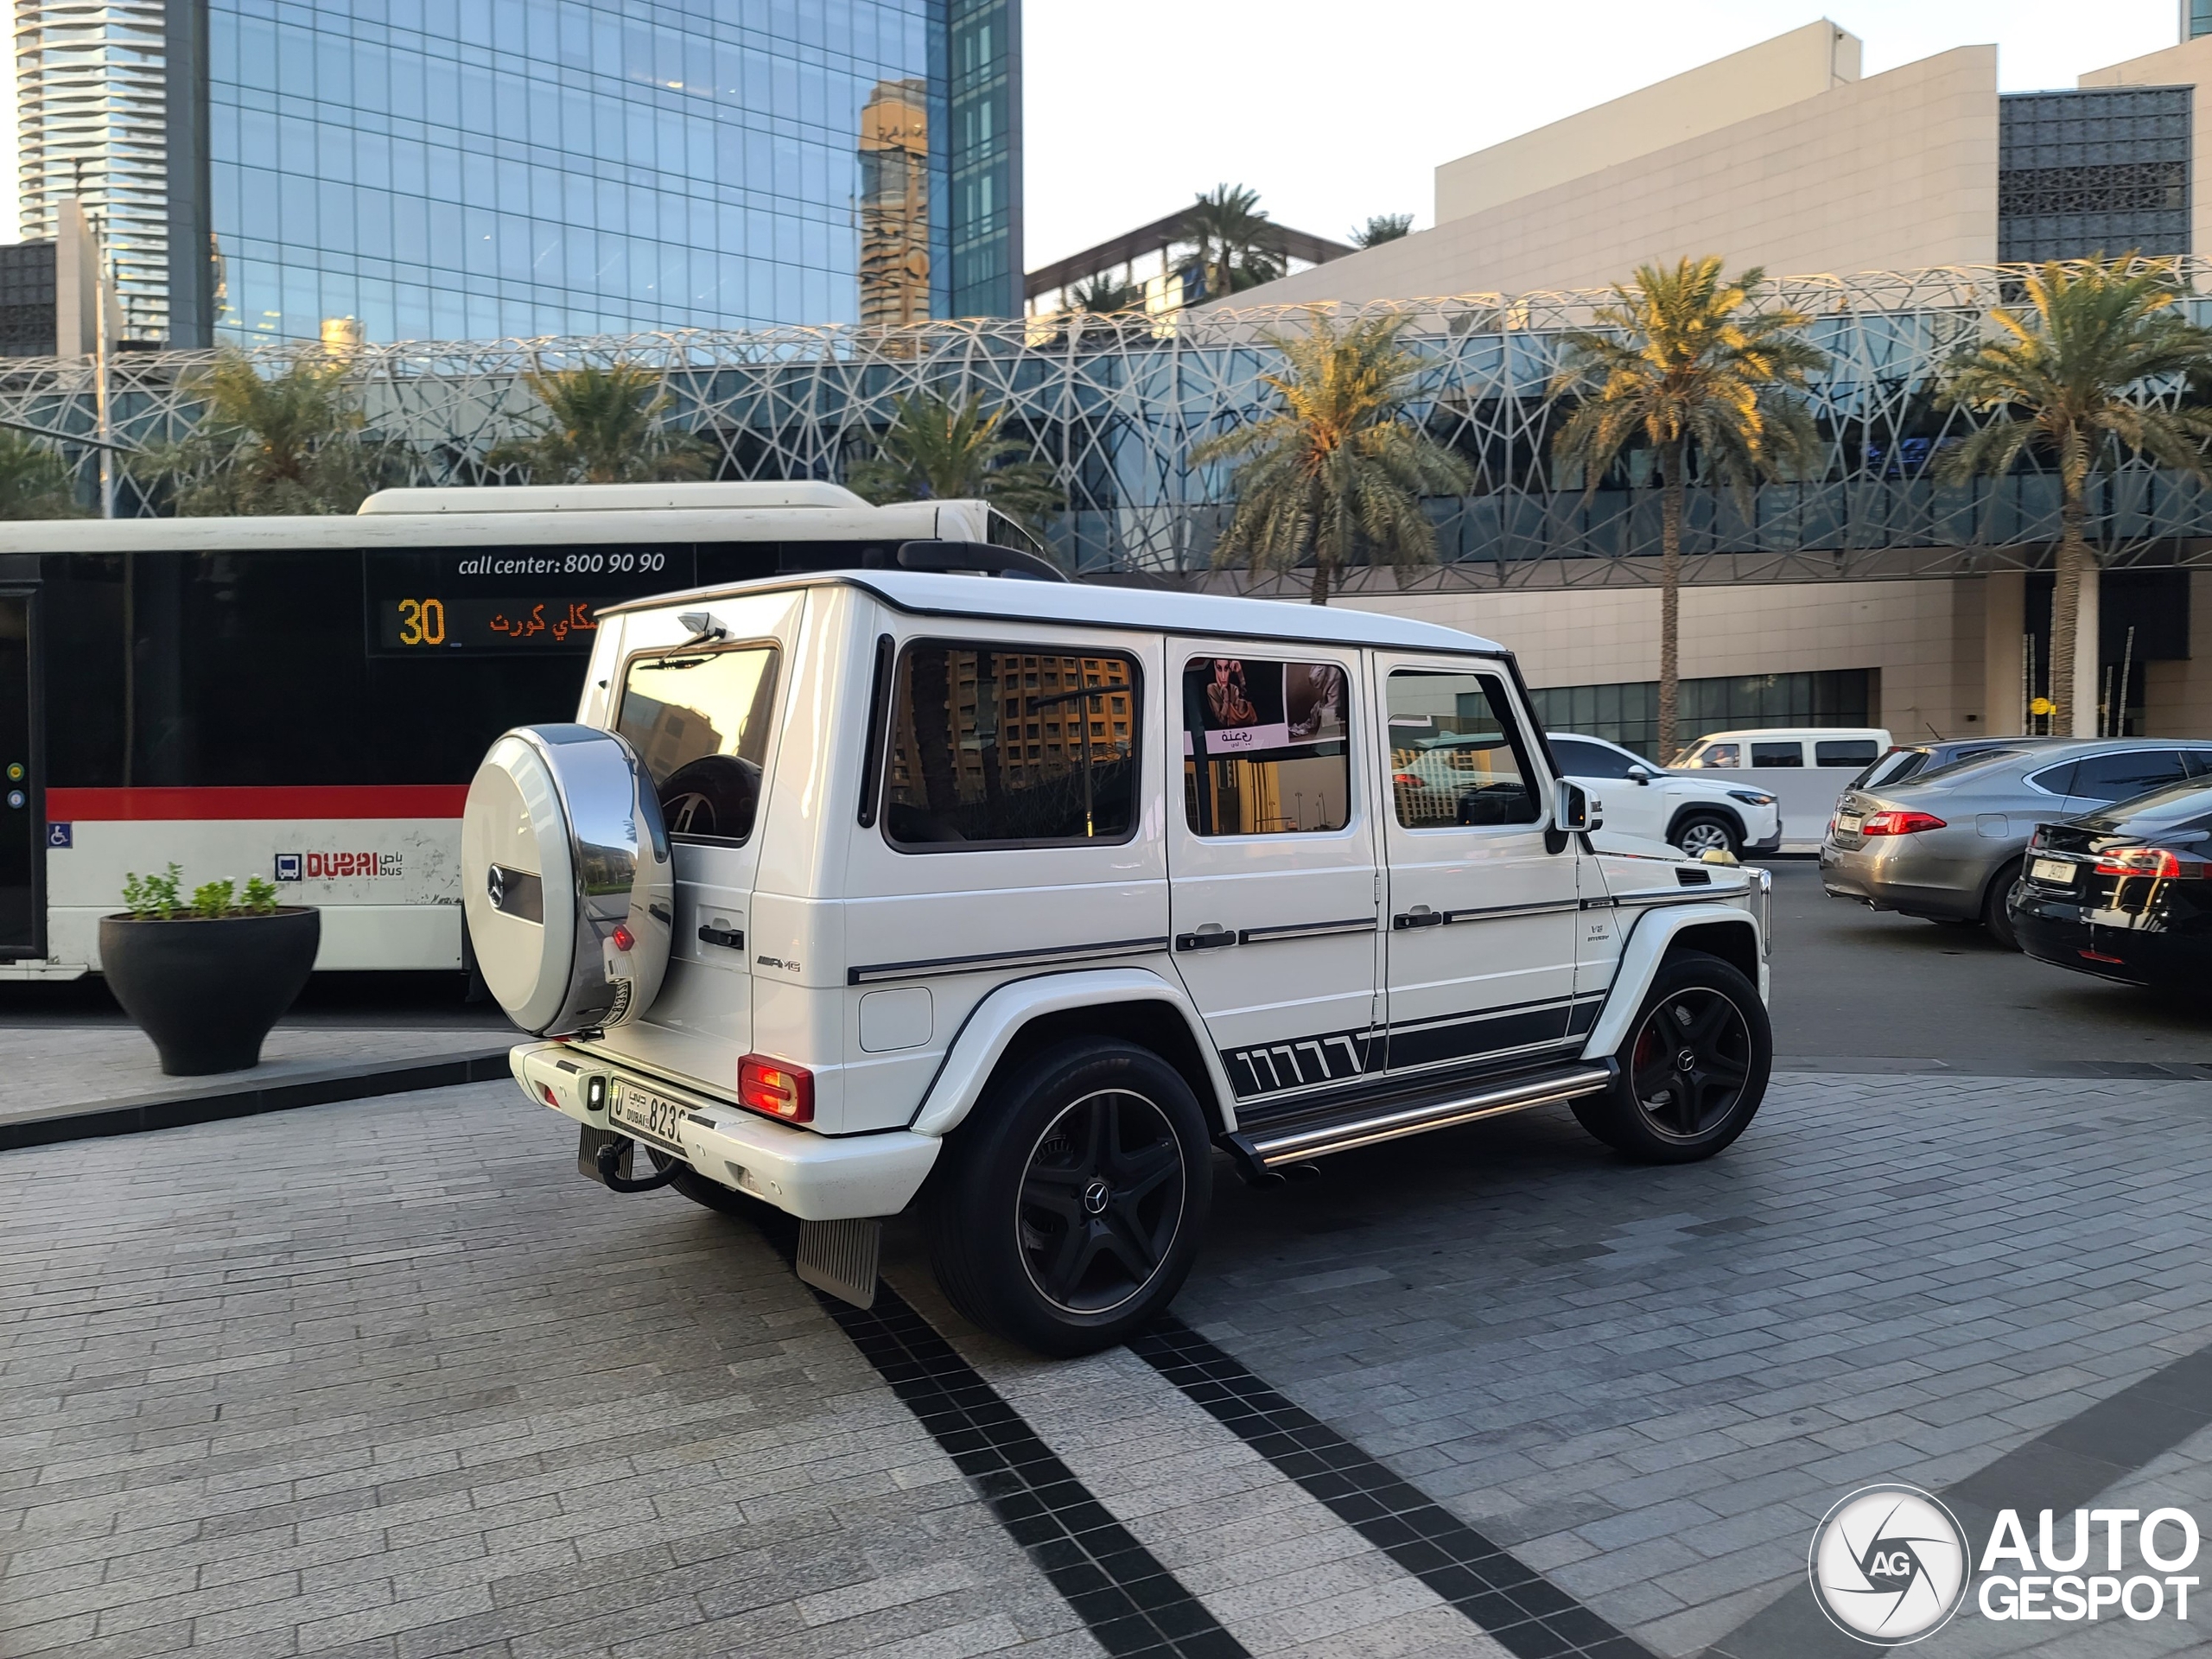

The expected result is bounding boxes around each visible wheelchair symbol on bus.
[45,823,69,848]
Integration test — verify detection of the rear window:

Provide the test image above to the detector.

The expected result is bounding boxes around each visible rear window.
[1750,741,1804,767]
[1815,739,1879,767]
[1913,749,2026,787]
[617,644,781,843]
[2084,776,2212,829]
[882,643,1139,849]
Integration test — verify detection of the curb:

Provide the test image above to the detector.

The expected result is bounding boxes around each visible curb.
[0,1048,516,1151]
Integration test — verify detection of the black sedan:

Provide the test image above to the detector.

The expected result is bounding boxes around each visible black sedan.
[2010,777,2212,989]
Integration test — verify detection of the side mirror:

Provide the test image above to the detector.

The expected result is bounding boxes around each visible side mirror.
[1625,764,1656,785]
[1554,778,1594,834]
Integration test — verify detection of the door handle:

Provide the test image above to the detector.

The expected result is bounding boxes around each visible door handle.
[1175,926,1238,951]
[697,924,745,950]
[1391,907,1445,930]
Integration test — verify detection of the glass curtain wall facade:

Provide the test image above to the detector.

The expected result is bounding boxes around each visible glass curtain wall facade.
[138,1,1026,346]
[1999,87,2191,263]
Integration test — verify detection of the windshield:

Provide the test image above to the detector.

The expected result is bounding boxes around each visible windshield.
[2082,776,2212,830]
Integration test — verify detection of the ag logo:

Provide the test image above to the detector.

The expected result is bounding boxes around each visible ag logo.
[1808,1484,1968,1644]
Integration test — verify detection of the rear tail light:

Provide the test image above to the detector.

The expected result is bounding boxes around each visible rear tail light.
[739,1054,815,1123]
[1859,810,1947,836]
[2094,846,2199,879]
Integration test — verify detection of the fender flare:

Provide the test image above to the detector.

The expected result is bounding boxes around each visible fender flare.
[906,966,1235,1139]
[1580,902,1764,1060]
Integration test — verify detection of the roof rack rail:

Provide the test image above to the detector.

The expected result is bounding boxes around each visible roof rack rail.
[880,539,1069,582]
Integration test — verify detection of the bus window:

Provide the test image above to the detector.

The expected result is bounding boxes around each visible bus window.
[617,646,780,843]
[984,511,1046,556]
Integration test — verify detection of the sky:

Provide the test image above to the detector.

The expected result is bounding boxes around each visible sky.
[1020,0,2186,268]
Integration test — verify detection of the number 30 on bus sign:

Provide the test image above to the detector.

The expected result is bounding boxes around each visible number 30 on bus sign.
[395,597,446,646]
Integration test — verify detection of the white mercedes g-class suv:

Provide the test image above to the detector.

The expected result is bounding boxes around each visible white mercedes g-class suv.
[463,544,1773,1355]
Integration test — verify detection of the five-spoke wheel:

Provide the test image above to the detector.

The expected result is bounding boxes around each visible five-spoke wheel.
[927,1039,1211,1355]
[1018,1090,1186,1314]
[1573,950,1771,1162]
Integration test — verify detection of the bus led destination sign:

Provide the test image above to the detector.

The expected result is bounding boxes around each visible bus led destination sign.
[377,596,602,651]
[364,543,698,656]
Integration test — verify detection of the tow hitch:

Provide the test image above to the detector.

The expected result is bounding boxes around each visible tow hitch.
[577,1127,680,1193]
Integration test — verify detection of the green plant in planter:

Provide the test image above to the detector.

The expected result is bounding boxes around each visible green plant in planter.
[122,867,286,919]
[121,864,182,919]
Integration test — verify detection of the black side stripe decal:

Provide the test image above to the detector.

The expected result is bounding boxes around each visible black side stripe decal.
[1131,1319,1654,1659]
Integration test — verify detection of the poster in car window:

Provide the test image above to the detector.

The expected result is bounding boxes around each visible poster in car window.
[1183,658,1346,757]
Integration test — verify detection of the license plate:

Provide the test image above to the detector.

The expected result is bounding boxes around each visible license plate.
[2031,856,2077,886]
[1837,814,1863,835]
[610,1081,688,1149]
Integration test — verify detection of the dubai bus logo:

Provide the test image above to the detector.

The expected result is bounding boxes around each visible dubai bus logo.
[276,852,402,880]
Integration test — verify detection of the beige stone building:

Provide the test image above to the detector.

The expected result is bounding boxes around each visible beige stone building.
[1222,22,2212,747]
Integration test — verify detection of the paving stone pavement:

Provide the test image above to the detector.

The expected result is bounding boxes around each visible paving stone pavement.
[1167,1068,2212,1657]
[7,1066,2212,1658]
[0,1084,1097,1659]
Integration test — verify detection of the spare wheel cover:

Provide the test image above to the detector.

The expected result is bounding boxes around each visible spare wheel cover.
[462,723,672,1035]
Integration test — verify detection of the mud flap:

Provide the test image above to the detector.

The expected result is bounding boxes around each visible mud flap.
[796,1218,881,1309]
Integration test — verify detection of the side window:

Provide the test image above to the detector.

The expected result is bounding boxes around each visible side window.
[1551,737,1638,779]
[1751,741,1805,767]
[1689,741,1739,768]
[1183,657,1351,835]
[2028,760,2076,796]
[883,643,1138,849]
[1386,669,1540,829]
[617,645,780,843]
[2068,749,2193,803]
[1815,739,1879,767]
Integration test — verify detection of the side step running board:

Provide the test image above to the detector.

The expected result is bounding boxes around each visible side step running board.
[1226,1062,1615,1172]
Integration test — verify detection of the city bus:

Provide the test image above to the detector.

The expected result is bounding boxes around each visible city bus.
[0,482,1034,978]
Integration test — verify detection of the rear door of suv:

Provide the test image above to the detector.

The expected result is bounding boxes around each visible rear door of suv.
[1167,640,1382,1109]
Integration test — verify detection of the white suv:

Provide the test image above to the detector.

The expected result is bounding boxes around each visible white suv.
[1548,734,1782,859]
[463,552,1774,1355]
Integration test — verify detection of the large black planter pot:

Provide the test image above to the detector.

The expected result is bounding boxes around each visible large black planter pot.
[99,909,321,1076]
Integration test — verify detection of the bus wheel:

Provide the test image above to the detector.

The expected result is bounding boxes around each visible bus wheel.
[925,1039,1211,1357]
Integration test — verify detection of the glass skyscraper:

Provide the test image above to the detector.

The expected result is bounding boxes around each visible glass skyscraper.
[16,0,1023,346]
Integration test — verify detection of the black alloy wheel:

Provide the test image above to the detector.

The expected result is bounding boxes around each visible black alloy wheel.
[1017,1090,1185,1315]
[926,1038,1213,1356]
[1573,950,1771,1163]
[1626,986,1752,1141]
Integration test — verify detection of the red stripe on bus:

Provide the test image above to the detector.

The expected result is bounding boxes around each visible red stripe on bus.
[45,786,470,821]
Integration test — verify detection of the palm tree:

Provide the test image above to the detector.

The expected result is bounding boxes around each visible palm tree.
[1182,184,1285,302]
[1937,255,2212,735]
[488,363,710,484]
[1071,273,1142,314]
[0,431,84,518]
[846,390,1065,530]
[1192,311,1474,606]
[162,347,393,516]
[1352,214,1414,249]
[1548,258,1827,761]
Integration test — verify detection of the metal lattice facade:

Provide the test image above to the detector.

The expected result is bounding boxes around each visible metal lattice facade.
[10,262,2212,588]
[1999,88,2192,264]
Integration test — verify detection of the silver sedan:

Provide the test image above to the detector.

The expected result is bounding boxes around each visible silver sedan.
[1820,739,2212,947]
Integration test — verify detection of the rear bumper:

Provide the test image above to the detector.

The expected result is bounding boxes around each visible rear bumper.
[512,1043,939,1221]
[1817,842,1982,918]
[2009,893,2194,989]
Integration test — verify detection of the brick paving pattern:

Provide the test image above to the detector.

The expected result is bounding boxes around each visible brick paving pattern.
[8,1066,2212,1657]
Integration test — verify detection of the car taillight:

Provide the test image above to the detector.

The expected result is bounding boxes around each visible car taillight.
[1859,810,1947,836]
[2094,846,2198,879]
[739,1054,814,1122]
